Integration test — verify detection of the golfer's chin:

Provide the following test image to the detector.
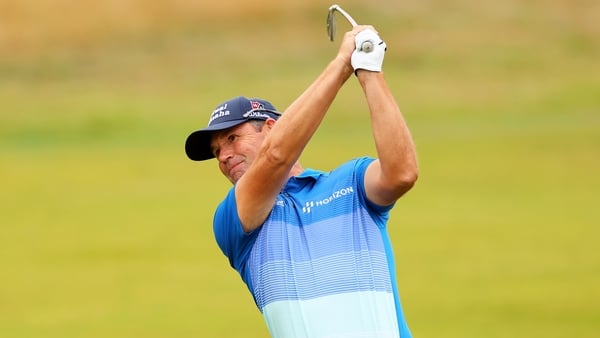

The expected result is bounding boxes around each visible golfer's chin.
[228,169,246,184]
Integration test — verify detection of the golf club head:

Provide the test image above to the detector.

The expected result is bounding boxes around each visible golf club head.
[327,6,336,41]
[326,4,373,52]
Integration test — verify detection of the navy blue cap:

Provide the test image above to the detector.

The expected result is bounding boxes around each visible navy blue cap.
[185,96,281,161]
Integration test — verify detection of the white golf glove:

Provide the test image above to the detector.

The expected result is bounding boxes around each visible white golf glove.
[351,29,387,74]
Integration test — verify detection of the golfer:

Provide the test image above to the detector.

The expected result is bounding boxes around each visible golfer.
[185,26,418,338]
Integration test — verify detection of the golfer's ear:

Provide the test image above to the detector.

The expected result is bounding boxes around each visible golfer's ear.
[265,118,277,130]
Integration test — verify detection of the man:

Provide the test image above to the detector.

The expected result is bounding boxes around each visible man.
[185,26,418,337]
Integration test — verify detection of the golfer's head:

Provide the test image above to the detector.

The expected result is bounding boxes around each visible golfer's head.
[185,96,281,161]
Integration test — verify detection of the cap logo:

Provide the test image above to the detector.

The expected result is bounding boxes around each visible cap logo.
[243,100,274,120]
[243,111,272,119]
[250,101,265,110]
[208,103,230,126]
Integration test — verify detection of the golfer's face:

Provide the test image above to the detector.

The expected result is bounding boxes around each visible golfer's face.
[211,122,266,184]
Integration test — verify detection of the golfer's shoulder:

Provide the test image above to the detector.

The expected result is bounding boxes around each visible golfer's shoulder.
[332,156,374,175]
[215,187,237,213]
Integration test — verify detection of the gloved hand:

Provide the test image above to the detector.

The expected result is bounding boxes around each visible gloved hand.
[351,29,387,74]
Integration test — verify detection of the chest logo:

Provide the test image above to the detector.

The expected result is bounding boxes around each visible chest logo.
[301,186,354,213]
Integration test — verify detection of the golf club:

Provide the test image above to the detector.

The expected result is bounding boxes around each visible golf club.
[327,4,374,52]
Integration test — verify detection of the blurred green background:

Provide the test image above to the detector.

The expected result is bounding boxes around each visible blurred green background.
[1,0,598,337]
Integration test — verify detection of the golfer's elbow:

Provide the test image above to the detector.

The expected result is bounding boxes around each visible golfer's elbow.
[397,168,419,191]
[388,164,419,196]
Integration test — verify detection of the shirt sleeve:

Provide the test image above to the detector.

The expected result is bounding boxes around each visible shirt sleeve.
[213,188,259,276]
[353,157,394,228]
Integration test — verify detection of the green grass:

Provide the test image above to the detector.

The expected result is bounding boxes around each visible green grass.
[1,0,599,337]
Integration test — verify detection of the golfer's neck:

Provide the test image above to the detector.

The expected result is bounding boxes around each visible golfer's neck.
[289,162,304,178]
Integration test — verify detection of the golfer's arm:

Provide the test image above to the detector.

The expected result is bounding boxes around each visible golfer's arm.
[358,71,418,206]
[235,57,354,232]
[265,57,353,164]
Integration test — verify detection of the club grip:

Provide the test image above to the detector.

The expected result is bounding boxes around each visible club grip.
[361,41,374,53]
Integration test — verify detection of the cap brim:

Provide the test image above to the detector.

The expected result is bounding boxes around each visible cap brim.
[185,109,282,161]
[185,119,247,161]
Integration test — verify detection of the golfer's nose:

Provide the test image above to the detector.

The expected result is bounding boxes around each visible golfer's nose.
[217,144,233,163]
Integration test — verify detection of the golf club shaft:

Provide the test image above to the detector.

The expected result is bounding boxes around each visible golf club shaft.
[331,5,358,27]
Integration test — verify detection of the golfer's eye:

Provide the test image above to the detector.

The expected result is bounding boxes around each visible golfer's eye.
[228,134,238,143]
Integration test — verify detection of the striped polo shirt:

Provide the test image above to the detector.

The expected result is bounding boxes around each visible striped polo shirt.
[213,157,412,337]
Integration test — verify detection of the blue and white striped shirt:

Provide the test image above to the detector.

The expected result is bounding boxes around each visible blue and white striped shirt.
[214,157,412,337]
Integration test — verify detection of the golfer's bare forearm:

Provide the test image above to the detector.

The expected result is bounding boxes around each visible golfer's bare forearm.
[358,71,418,202]
[260,57,353,168]
[258,28,355,171]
